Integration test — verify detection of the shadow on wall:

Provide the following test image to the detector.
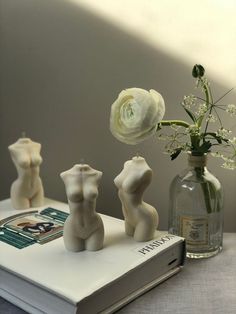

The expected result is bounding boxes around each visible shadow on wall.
[0,0,235,230]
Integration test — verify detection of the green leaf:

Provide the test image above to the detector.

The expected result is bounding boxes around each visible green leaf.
[204,132,222,144]
[156,123,162,132]
[198,141,212,153]
[196,115,204,128]
[204,132,229,144]
[222,138,229,143]
[183,106,197,123]
[170,148,182,160]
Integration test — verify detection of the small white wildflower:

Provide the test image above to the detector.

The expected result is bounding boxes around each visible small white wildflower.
[212,152,234,163]
[211,151,224,158]
[216,128,232,139]
[229,137,236,145]
[221,155,232,161]
[196,77,210,90]
[187,124,200,135]
[222,159,236,170]
[195,103,208,116]
[206,114,216,123]
[226,104,236,117]
[182,94,196,109]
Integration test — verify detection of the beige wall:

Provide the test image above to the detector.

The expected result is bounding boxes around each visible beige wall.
[0,0,235,231]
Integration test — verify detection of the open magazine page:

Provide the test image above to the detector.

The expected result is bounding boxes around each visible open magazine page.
[0,207,68,248]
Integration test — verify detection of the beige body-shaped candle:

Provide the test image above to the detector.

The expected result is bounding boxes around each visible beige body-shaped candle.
[114,156,159,242]
[8,137,44,209]
[60,164,104,252]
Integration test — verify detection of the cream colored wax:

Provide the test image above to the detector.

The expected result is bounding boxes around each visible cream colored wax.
[8,137,44,209]
[60,164,104,252]
[114,156,159,242]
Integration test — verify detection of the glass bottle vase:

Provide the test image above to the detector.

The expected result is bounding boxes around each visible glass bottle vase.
[168,153,223,258]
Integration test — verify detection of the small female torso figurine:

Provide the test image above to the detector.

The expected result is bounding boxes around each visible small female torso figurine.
[114,156,159,242]
[60,164,104,252]
[8,137,44,209]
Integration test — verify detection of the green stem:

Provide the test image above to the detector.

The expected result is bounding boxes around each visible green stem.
[201,78,214,134]
[159,120,190,128]
[195,167,214,214]
[196,80,209,128]
[195,168,220,214]
[190,134,200,151]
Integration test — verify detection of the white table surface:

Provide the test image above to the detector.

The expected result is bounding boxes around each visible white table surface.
[1,233,236,314]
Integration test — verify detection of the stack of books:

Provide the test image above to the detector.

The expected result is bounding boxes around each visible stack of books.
[0,199,185,314]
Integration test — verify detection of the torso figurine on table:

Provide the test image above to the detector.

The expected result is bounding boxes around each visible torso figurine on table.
[8,137,44,209]
[60,164,104,252]
[114,156,159,242]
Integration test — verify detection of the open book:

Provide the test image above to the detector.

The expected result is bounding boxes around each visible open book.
[0,199,185,314]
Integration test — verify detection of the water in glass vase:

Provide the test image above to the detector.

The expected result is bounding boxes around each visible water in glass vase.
[168,153,223,258]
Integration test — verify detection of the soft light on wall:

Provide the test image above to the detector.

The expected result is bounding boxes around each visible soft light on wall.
[70,0,236,86]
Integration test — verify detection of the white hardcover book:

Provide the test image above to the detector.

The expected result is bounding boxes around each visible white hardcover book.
[0,199,185,314]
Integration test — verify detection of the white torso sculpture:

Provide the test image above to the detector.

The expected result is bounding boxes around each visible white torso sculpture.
[60,164,104,252]
[114,156,159,242]
[8,137,44,209]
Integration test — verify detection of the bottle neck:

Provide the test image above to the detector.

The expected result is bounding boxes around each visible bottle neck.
[188,153,207,168]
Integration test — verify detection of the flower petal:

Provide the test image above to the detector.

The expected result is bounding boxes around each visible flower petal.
[110,87,165,145]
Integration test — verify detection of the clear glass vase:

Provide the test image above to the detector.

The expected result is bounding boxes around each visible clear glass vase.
[168,153,223,258]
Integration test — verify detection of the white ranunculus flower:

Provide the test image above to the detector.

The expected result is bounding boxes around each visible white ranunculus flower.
[110,88,165,144]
